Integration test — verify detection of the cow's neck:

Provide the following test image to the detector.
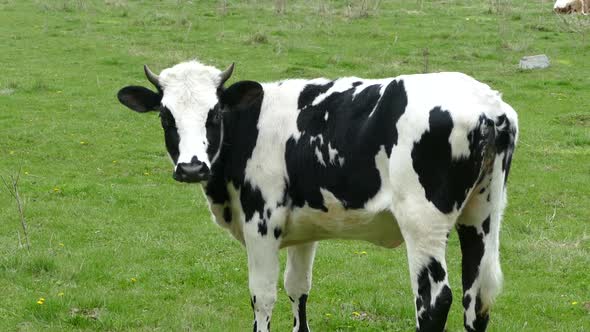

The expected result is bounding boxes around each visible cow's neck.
[203,112,233,207]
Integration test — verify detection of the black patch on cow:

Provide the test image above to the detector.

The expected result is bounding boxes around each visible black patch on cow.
[297,294,309,332]
[205,81,267,223]
[297,81,334,109]
[241,182,265,223]
[352,81,362,87]
[273,227,282,239]
[205,104,223,161]
[412,109,493,214]
[286,79,407,210]
[482,215,490,235]
[456,224,485,292]
[415,260,452,332]
[252,321,257,332]
[479,187,486,194]
[464,293,490,332]
[429,258,446,282]
[494,114,517,184]
[463,294,472,312]
[258,220,268,236]
[266,208,271,219]
[486,193,491,202]
[472,295,490,332]
[289,296,294,303]
[159,107,180,164]
[223,206,232,223]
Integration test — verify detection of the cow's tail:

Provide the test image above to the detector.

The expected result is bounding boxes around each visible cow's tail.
[477,101,518,187]
[479,115,497,182]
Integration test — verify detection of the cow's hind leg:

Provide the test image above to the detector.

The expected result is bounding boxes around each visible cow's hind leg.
[284,242,317,332]
[456,159,507,332]
[396,206,455,332]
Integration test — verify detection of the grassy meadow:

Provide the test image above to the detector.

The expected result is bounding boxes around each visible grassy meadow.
[1,0,589,330]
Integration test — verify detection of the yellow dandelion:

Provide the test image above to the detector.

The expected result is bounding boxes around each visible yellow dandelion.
[131,277,137,283]
[37,300,44,305]
[37,297,45,305]
[59,243,64,247]
[352,311,360,317]
[572,301,578,305]
[80,141,87,145]
[24,171,29,175]
[325,313,332,317]
[360,251,367,255]
[58,292,64,297]
[53,187,61,192]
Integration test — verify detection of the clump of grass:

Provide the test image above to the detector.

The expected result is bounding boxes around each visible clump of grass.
[217,0,228,16]
[487,0,511,15]
[555,13,590,35]
[29,79,51,93]
[37,0,89,13]
[247,31,269,45]
[275,0,286,14]
[345,0,381,19]
[318,0,331,17]
[558,113,590,127]
[26,255,57,275]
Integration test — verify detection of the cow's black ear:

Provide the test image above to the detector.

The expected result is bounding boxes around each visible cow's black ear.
[220,81,263,111]
[117,86,161,113]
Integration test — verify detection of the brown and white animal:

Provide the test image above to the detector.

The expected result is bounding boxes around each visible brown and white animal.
[117,60,518,332]
[554,0,589,14]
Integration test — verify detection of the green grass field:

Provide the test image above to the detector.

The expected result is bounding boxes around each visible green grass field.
[1,0,589,331]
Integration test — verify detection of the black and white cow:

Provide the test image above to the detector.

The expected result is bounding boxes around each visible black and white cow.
[117,60,518,332]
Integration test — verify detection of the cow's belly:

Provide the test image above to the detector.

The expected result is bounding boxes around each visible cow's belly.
[281,204,404,249]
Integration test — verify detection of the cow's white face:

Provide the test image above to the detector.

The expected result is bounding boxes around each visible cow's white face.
[117,60,234,183]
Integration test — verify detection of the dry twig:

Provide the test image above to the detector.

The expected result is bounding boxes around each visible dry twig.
[1,169,30,250]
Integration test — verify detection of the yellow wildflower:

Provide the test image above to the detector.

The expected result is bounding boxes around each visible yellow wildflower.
[131,277,137,283]
[58,292,64,297]
[572,301,578,305]
[352,311,360,317]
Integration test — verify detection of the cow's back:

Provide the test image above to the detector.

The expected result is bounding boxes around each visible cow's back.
[249,73,515,247]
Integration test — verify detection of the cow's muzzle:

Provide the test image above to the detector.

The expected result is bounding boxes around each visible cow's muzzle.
[173,159,210,183]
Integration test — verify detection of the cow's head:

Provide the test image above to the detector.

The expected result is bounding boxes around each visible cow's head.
[117,61,234,183]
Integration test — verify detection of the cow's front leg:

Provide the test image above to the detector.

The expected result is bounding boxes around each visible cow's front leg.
[244,212,282,332]
[284,242,317,332]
